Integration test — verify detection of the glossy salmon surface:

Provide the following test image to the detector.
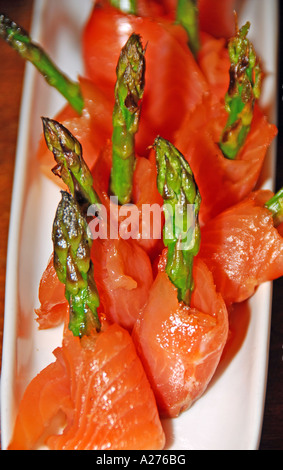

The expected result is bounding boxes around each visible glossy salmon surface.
[35,256,68,329]
[132,256,229,418]
[9,323,165,450]
[198,190,283,306]
[83,2,208,155]
[175,100,277,224]
[91,237,153,331]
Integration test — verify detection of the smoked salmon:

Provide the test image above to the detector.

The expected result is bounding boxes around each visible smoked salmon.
[132,151,164,259]
[175,98,277,224]
[37,119,156,335]
[130,0,237,39]
[198,32,230,102]
[82,1,208,155]
[198,0,237,38]
[91,142,164,259]
[8,322,165,450]
[198,190,283,306]
[8,349,73,450]
[91,237,154,332]
[35,256,68,329]
[132,255,229,418]
[8,177,165,450]
[35,205,154,336]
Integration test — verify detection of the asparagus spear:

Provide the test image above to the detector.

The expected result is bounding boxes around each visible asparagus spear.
[176,0,200,57]
[110,33,145,205]
[154,136,201,305]
[110,0,136,14]
[219,19,262,160]
[42,117,100,214]
[53,191,101,337]
[265,188,283,228]
[0,14,84,115]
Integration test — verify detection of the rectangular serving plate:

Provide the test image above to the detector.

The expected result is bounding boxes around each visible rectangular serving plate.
[0,0,278,450]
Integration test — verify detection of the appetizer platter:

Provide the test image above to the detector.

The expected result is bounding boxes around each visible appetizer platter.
[0,0,280,450]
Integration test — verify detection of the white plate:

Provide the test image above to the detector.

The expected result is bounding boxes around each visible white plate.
[0,0,278,450]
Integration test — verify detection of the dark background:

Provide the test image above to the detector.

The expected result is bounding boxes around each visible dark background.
[0,0,282,450]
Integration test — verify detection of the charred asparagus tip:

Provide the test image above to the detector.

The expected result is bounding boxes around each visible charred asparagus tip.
[42,117,100,212]
[219,19,262,160]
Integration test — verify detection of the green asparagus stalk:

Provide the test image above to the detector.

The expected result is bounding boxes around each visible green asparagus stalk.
[265,188,283,227]
[154,136,201,305]
[53,191,101,337]
[110,0,136,14]
[176,0,200,57]
[42,117,100,213]
[0,14,84,115]
[219,19,262,160]
[110,33,145,205]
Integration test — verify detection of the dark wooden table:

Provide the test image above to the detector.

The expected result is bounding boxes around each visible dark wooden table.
[0,0,282,450]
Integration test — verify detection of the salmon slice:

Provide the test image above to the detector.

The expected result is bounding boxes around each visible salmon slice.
[35,256,68,329]
[51,324,165,450]
[90,146,155,331]
[132,256,229,418]
[175,98,277,224]
[136,0,169,17]
[91,237,153,331]
[198,0,237,38]
[126,0,237,39]
[8,354,72,450]
[83,2,208,156]
[91,142,164,259]
[8,322,165,450]
[35,150,156,334]
[198,190,283,306]
[36,78,113,185]
[198,32,230,102]
[131,151,164,259]
[35,235,153,334]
